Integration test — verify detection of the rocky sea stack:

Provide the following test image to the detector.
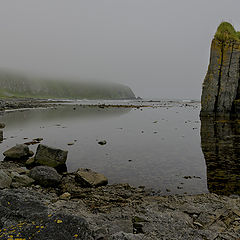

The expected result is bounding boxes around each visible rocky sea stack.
[201,22,240,115]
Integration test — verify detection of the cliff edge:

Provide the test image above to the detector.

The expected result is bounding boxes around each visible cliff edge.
[0,70,136,100]
[201,22,240,115]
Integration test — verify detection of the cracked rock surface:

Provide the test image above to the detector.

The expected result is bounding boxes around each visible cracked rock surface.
[201,39,240,115]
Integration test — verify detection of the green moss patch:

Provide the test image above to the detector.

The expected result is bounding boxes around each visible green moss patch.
[214,22,240,42]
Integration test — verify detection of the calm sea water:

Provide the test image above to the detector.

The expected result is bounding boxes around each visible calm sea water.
[0,100,209,195]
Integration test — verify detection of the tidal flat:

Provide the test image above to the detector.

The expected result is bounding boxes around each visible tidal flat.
[1,99,240,239]
[0,99,205,195]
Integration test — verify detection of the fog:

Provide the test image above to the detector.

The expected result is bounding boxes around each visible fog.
[0,0,239,99]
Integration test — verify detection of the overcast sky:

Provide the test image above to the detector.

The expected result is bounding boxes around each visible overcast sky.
[0,0,239,99]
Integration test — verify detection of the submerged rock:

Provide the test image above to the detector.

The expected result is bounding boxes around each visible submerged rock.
[3,144,31,159]
[75,168,108,188]
[29,166,61,187]
[98,140,107,145]
[201,22,240,115]
[34,144,68,168]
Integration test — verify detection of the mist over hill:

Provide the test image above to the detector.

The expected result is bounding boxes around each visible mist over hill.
[0,70,135,100]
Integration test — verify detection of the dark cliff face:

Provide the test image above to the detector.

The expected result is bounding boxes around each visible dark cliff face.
[201,23,240,115]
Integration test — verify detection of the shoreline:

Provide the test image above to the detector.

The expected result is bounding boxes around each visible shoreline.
[0,98,238,239]
[1,161,240,240]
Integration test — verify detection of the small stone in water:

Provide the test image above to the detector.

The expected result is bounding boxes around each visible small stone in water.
[98,140,107,145]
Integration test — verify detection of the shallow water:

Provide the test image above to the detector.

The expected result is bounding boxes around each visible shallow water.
[0,100,210,195]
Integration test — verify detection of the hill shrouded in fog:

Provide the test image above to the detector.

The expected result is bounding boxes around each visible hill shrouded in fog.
[0,70,135,100]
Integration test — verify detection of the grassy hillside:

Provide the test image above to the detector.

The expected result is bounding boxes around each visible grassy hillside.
[0,70,135,100]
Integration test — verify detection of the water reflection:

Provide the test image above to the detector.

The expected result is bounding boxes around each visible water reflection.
[1,105,132,128]
[201,116,240,196]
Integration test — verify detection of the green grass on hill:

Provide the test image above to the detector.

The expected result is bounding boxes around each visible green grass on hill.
[214,22,240,42]
[0,70,136,100]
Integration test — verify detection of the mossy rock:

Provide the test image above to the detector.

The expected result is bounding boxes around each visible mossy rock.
[214,22,240,42]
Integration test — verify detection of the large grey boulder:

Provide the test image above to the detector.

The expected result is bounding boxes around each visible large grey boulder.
[34,144,68,168]
[10,171,35,188]
[0,170,12,189]
[75,168,108,188]
[3,144,31,159]
[29,166,61,187]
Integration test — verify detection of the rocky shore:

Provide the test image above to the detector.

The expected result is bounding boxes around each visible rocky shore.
[1,161,240,240]
[0,99,239,239]
[0,144,239,239]
[0,98,53,111]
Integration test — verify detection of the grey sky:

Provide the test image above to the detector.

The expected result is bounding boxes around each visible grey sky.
[0,0,239,99]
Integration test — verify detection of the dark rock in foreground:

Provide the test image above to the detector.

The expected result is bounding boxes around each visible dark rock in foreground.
[34,144,68,168]
[1,185,240,239]
[0,161,240,239]
[0,189,94,240]
[29,166,61,187]
[0,170,12,189]
[3,144,31,160]
[10,171,34,188]
[75,168,108,188]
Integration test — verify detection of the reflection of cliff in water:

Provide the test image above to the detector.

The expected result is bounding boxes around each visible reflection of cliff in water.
[201,116,240,195]
[0,105,132,128]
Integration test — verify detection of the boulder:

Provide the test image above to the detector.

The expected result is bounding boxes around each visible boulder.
[75,168,108,188]
[0,170,12,189]
[3,144,31,159]
[29,166,61,187]
[34,144,68,168]
[10,171,34,188]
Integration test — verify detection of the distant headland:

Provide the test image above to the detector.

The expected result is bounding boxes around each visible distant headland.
[0,69,136,100]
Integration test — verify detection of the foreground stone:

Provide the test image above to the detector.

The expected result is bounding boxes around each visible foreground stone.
[29,166,61,187]
[3,144,31,159]
[0,170,11,189]
[1,161,240,239]
[75,168,108,187]
[0,185,240,239]
[0,189,94,240]
[10,171,35,188]
[34,144,68,168]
